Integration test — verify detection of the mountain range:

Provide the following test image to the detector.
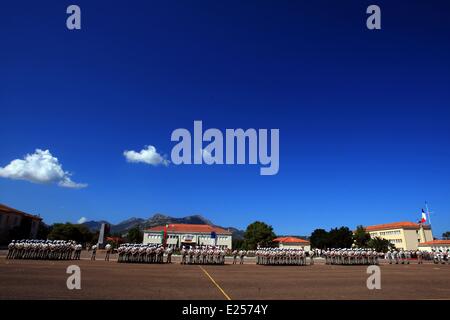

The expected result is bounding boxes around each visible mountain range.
[82,213,245,240]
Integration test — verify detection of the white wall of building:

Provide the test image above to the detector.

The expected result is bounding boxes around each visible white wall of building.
[278,243,310,251]
[143,231,232,249]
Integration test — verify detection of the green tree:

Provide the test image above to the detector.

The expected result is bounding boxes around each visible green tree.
[48,223,94,243]
[442,231,450,239]
[243,221,276,250]
[36,222,51,240]
[310,228,329,249]
[367,236,392,253]
[353,225,371,248]
[127,226,143,243]
[328,227,354,248]
[232,238,244,250]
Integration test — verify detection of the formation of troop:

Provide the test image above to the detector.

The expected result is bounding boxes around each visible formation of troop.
[323,248,382,265]
[385,249,415,264]
[6,238,450,266]
[431,249,449,264]
[6,240,82,260]
[383,249,449,265]
[255,248,314,266]
[117,244,173,263]
[231,249,247,264]
[181,246,227,265]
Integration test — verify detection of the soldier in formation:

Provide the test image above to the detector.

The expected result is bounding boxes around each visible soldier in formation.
[238,249,247,264]
[116,243,170,263]
[166,246,173,263]
[6,240,82,260]
[91,244,97,261]
[180,245,227,265]
[416,249,423,264]
[324,248,381,265]
[255,248,313,266]
[104,243,112,261]
[232,249,238,264]
[385,249,430,264]
[432,249,449,264]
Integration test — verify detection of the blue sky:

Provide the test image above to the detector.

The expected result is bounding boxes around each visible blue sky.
[1,1,449,236]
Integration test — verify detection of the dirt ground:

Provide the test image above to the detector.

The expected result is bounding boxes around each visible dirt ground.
[1,250,449,300]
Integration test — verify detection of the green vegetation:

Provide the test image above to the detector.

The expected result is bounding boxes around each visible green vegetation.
[310,226,354,249]
[126,225,143,243]
[367,236,393,253]
[243,221,276,250]
[48,223,95,243]
[353,225,371,248]
[232,238,244,250]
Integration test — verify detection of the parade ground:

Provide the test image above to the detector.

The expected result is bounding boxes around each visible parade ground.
[1,251,449,300]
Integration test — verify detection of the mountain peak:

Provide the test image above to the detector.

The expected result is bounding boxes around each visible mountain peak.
[82,213,244,239]
[182,214,213,225]
[149,213,170,220]
[118,217,143,224]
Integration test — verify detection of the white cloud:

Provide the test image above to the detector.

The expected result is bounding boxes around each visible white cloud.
[77,217,87,224]
[123,145,170,166]
[0,149,87,189]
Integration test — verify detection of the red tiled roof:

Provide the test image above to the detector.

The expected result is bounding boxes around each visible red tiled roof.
[146,224,232,235]
[365,221,429,231]
[0,203,42,221]
[273,237,310,244]
[419,240,450,246]
[106,236,124,243]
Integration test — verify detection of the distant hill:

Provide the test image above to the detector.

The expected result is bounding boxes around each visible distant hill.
[82,220,110,232]
[145,213,213,228]
[111,217,145,234]
[224,227,245,240]
[82,214,244,240]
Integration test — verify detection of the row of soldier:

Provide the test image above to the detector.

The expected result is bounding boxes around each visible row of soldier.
[323,248,382,265]
[231,249,247,264]
[384,249,450,265]
[117,244,173,263]
[431,249,449,264]
[385,249,415,264]
[6,239,449,265]
[255,248,314,265]
[181,246,227,265]
[6,240,82,260]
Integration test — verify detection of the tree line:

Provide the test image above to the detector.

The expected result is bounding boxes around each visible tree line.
[1,221,143,247]
[236,223,395,252]
[310,225,394,252]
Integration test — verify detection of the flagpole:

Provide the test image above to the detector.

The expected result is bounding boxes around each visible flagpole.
[425,201,432,226]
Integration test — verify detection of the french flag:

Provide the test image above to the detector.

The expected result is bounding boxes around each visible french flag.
[420,209,427,224]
